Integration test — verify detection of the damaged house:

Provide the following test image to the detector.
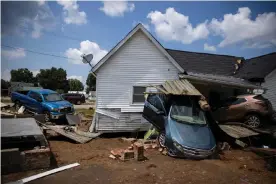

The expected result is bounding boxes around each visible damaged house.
[90,24,264,133]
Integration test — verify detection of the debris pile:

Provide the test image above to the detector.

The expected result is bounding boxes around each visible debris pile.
[109,138,160,161]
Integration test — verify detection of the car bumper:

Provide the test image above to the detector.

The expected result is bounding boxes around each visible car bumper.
[169,142,217,159]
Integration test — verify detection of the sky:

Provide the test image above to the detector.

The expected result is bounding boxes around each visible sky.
[1,1,276,87]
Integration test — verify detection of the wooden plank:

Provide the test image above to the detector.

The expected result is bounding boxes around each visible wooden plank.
[21,163,80,183]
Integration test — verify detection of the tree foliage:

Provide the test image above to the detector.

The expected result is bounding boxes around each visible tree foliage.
[10,68,37,83]
[86,73,96,93]
[36,67,69,92]
[1,79,10,89]
[68,79,84,91]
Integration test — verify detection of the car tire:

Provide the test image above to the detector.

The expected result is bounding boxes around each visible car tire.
[14,100,21,111]
[44,111,51,122]
[245,114,261,128]
[158,131,166,148]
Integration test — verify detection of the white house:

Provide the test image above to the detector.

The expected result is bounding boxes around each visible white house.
[90,24,263,133]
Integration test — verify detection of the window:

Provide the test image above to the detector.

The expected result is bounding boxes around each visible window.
[29,92,42,102]
[170,99,206,125]
[132,86,146,103]
[231,98,246,105]
[43,93,63,102]
[147,94,164,111]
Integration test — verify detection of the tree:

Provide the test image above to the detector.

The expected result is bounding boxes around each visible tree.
[1,79,10,89]
[10,68,36,83]
[68,79,84,91]
[36,67,69,92]
[86,73,96,93]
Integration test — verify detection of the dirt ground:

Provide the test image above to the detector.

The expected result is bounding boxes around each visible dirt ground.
[2,137,276,184]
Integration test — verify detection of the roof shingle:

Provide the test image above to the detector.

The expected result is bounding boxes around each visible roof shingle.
[166,49,243,76]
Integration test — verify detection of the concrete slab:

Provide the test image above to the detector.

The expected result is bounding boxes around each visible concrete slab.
[1,118,43,137]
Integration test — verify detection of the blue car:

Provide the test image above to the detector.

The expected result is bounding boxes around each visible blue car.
[11,89,74,122]
[143,94,217,159]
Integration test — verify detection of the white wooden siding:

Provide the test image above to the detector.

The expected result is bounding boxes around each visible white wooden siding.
[96,30,180,112]
[263,69,276,110]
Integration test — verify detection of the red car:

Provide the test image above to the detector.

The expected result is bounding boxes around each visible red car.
[212,95,274,128]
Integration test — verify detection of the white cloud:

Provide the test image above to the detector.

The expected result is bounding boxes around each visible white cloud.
[2,1,56,38]
[65,40,108,65]
[67,75,83,82]
[1,69,11,81]
[31,70,40,77]
[209,7,276,48]
[2,48,26,60]
[100,1,135,17]
[204,43,216,52]
[57,0,87,25]
[147,8,209,44]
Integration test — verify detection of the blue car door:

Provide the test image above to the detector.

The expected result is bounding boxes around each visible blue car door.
[143,94,166,131]
[32,92,43,112]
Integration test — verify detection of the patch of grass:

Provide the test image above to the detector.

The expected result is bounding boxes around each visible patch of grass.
[75,108,95,117]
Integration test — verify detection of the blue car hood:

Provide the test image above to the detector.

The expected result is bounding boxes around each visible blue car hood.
[168,118,216,150]
[43,100,72,109]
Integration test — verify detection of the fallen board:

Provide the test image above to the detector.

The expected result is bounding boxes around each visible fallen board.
[39,123,93,144]
[219,125,259,139]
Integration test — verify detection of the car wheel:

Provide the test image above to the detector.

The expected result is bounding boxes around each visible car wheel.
[158,131,166,148]
[44,111,51,122]
[14,101,21,110]
[245,114,261,128]
[167,149,177,157]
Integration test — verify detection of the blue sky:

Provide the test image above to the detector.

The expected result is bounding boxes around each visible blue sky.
[1,1,276,86]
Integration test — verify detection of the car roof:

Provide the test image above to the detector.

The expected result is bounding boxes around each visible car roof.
[30,89,57,95]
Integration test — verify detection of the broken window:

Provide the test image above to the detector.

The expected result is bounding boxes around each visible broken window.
[133,86,146,103]
[147,94,163,111]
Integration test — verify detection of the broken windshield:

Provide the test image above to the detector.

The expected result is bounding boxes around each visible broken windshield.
[170,99,207,125]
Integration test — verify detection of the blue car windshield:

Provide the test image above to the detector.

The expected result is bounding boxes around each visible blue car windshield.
[170,101,207,125]
[43,93,63,102]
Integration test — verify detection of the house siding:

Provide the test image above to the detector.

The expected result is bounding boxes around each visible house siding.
[263,69,276,110]
[96,30,180,112]
[94,30,180,132]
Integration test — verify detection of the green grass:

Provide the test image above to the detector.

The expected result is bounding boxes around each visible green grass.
[75,108,95,117]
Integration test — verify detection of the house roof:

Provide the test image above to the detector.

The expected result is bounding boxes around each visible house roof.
[179,72,264,90]
[92,24,184,73]
[235,52,276,80]
[166,49,243,76]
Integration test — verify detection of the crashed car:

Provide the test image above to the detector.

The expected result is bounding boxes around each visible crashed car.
[143,94,217,159]
[212,95,275,128]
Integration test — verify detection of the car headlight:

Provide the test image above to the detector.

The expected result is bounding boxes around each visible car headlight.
[173,139,183,151]
[52,108,60,112]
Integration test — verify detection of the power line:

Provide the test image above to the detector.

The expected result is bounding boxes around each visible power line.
[1,44,80,61]
[1,23,84,42]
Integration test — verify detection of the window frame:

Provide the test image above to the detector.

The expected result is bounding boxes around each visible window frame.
[131,85,147,105]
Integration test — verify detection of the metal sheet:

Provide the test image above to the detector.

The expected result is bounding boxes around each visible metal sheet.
[219,125,259,138]
[147,79,202,96]
[1,118,43,137]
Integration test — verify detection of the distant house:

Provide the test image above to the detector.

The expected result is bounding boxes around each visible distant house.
[235,52,276,109]
[90,24,263,133]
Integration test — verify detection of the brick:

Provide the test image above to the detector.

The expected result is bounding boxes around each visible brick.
[128,146,133,150]
[144,144,152,150]
[120,150,134,161]
[134,142,144,161]
[152,144,159,149]
[111,149,124,158]
[109,154,116,160]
